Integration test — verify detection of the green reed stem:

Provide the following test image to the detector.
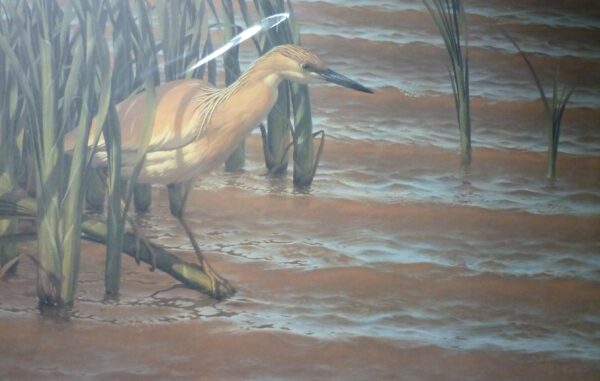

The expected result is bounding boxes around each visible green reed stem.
[285,2,320,187]
[223,0,246,172]
[252,0,291,174]
[290,83,316,186]
[104,102,123,296]
[423,0,471,166]
[503,32,574,179]
[267,82,292,173]
[252,0,319,186]
[85,170,106,213]
[0,0,95,305]
[61,0,101,304]
[133,184,152,213]
[107,0,152,213]
[156,0,210,214]
[0,4,23,275]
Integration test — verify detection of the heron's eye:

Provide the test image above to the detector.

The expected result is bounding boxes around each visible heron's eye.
[300,62,308,70]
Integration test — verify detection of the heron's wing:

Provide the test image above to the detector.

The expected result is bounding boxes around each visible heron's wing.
[64,79,215,153]
[118,79,217,152]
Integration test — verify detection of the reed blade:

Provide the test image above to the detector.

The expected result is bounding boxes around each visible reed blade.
[504,32,575,178]
[223,0,246,171]
[424,0,471,165]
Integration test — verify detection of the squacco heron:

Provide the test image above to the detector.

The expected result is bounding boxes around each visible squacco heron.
[65,44,372,298]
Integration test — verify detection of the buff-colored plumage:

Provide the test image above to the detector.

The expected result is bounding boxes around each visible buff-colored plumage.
[65,44,337,184]
[62,44,371,297]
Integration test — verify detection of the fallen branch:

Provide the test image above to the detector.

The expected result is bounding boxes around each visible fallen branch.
[0,195,235,300]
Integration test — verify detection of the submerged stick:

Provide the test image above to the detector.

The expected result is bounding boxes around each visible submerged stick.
[82,220,234,300]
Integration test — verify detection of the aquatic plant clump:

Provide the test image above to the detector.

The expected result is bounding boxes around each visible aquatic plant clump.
[423,0,472,166]
[0,0,235,305]
[0,0,121,305]
[250,0,324,187]
[503,32,575,179]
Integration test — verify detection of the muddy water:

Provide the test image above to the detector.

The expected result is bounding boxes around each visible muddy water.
[2,1,600,380]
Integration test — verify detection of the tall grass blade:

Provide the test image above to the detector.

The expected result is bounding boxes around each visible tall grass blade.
[60,0,103,304]
[290,83,316,186]
[503,32,575,178]
[223,0,245,171]
[423,0,471,166]
[33,0,65,305]
[253,0,292,174]
[252,0,319,186]
[0,2,24,273]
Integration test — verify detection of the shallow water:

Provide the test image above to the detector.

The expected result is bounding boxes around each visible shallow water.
[2,0,600,380]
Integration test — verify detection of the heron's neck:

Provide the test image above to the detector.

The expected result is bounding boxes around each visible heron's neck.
[216,59,285,133]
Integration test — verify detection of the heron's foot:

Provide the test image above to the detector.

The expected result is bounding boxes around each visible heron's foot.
[211,277,236,300]
[202,260,235,299]
[173,212,235,298]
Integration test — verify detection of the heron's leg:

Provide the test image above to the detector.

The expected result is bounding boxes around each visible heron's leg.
[97,171,157,270]
[167,182,235,298]
[124,200,157,271]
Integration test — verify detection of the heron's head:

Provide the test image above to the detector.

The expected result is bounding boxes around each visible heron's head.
[265,45,373,94]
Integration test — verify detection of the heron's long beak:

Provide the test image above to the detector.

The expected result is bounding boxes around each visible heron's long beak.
[320,68,373,94]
